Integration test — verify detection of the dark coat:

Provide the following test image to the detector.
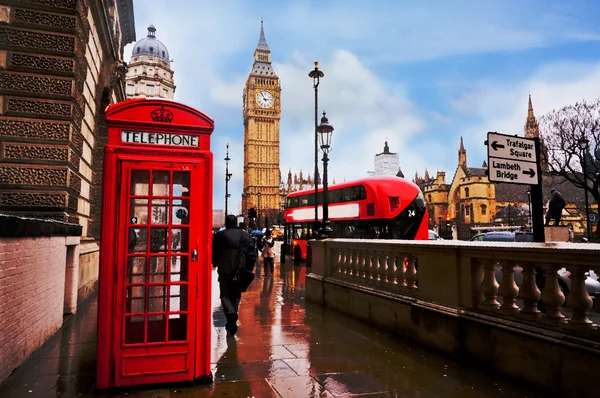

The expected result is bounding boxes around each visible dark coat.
[548,191,566,216]
[212,227,256,280]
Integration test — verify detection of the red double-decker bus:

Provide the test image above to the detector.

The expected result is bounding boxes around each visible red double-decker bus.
[283,176,428,260]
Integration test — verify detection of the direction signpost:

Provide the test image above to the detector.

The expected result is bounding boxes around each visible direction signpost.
[486,132,544,242]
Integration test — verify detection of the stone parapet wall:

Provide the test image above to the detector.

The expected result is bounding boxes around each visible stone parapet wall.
[307,238,600,397]
[0,214,81,385]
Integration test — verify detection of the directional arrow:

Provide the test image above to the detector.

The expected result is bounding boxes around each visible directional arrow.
[491,141,505,151]
[523,168,536,178]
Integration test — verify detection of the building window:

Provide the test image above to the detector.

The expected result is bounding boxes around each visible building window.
[481,204,487,215]
[427,194,432,203]
[146,84,155,95]
[162,51,165,58]
[137,47,140,53]
[149,46,154,52]
[465,204,470,216]
[465,187,470,197]
[126,84,134,95]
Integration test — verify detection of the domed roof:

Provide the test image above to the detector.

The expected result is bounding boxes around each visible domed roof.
[132,24,170,62]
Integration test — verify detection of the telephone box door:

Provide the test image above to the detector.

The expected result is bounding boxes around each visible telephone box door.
[114,160,201,387]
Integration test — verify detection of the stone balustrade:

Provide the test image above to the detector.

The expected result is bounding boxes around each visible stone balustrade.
[311,239,600,335]
[307,239,600,396]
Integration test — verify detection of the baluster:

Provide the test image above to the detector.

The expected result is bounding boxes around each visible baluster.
[517,263,541,320]
[386,251,395,286]
[541,264,565,324]
[395,252,406,288]
[405,254,417,289]
[364,251,372,283]
[370,251,378,285]
[479,260,499,310]
[346,249,354,279]
[358,250,366,280]
[331,247,339,277]
[375,252,384,285]
[498,260,520,315]
[567,267,596,329]
[340,248,348,277]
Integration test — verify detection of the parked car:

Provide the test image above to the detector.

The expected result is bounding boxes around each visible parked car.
[428,230,443,240]
[469,231,533,242]
[470,231,600,298]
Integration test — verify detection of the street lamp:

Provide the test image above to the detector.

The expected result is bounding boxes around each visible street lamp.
[257,192,262,230]
[224,143,232,216]
[527,189,532,229]
[309,61,324,236]
[317,111,334,237]
[507,204,512,227]
[578,136,591,239]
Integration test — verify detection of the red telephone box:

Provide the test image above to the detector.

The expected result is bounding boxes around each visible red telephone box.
[96,98,214,388]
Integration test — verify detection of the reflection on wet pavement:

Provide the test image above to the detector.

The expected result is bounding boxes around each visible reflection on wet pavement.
[0,257,547,397]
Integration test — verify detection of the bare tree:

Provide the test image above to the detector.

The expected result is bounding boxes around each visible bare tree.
[540,98,600,241]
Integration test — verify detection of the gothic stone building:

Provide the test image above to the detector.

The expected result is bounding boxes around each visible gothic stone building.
[242,21,282,219]
[417,95,596,239]
[0,0,135,291]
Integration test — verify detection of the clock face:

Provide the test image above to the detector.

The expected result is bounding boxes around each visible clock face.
[256,90,275,108]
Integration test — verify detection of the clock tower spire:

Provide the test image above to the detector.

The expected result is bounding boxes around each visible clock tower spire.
[242,20,282,223]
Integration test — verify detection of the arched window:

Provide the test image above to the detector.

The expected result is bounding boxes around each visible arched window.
[465,187,470,197]
[149,46,154,52]
[427,194,432,203]
[162,51,165,57]
[465,204,470,216]
[470,203,474,217]
[481,204,487,215]
[137,47,140,53]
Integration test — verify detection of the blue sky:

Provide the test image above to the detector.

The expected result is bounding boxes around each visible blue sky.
[125,0,600,214]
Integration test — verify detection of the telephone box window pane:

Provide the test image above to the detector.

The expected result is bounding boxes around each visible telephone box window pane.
[149,257,167,283]
[128,228,147,253]
[171,200,190,225]
[152,171,170,196]
[168,314,187,341]
[130,199,148,224]
[147,315,166,343]
[169,285,188,312]
[127,257,146,283]
[124,316,144,344]
[170,256,188,282]
[171,228,189,252]
[148,285,166,313]
[130,170,149,196]
[151,199,169,224]
[126,286,145,313]
[150,228,168,252]
[173,172,190,197]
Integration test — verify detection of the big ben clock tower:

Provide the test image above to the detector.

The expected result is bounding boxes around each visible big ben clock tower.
[242,20,282,220]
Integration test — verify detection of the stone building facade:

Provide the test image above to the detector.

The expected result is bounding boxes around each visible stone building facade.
[367,141,403,177]
[125,24,175,99]
[0,0,135,293]
[417,96,597,238]
[242,21,281,217]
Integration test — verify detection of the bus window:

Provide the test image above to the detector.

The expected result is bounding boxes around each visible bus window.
[329,189,342,203]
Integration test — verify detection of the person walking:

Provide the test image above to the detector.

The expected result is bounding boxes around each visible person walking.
[212,214,256,335]
[261,230,275,277]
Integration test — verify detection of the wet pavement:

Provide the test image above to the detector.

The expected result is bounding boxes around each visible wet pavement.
[0,254,548,397]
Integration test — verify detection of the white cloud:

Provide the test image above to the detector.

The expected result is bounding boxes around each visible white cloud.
[453,62,600,168]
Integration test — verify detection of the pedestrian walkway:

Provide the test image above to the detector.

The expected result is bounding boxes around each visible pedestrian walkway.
[0,259,546,397]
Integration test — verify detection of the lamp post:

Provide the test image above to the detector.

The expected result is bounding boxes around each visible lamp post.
[527,189,532,229]
[578,136,591,239]
[507,204,512,227]
[317,112,334,237]
[309,61,324,236]
[224,143,232,216]
[257,192,262,230]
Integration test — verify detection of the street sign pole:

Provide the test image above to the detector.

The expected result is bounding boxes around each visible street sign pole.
[530,137,545,243]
